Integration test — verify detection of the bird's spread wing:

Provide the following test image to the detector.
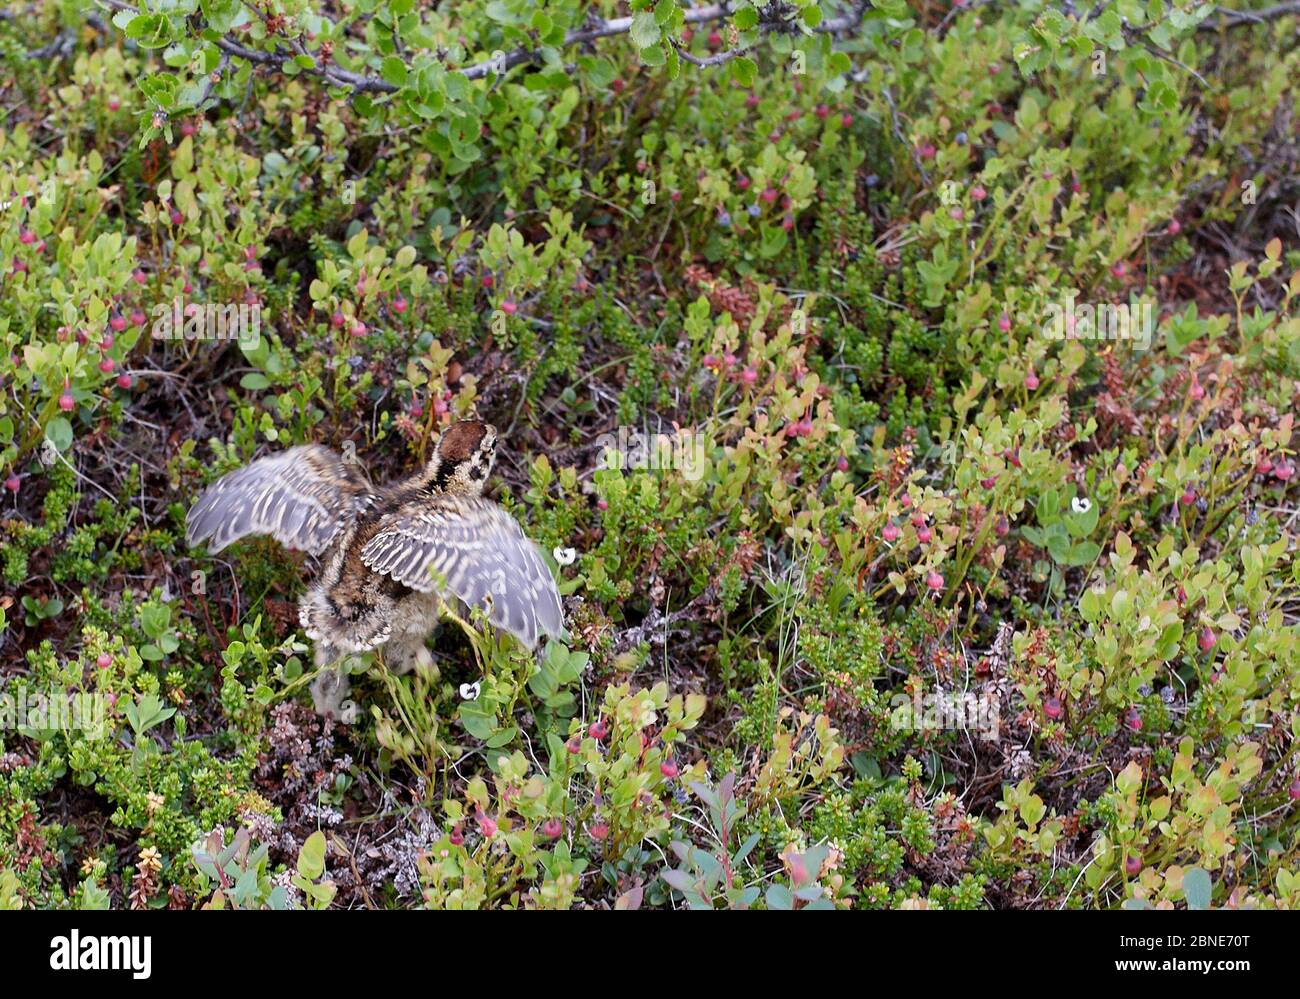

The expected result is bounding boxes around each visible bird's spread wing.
[186,445,372,556]
[359,495,564,648]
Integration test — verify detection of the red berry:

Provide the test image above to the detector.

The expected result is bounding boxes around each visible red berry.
[660,758,679,779]
[707,31,722,48]
[99,358,115,374]
[18,228,35,245]
[588,822,609,841]
[107,96,121,111]
[476,811,498,838]
[331,310,345,329]
[481,273,494,289]
[1289,780,1300,801]
[100,333,114,350]
[116,374,132,390]
[1125,707,1143,732]
[130,309,146,326]
[815,104,829,120]
[995,514,1009,537]
[1199,627,1216,652]
[589,719,607,740]
[746,93,759,109]
[840,113,853,127]
[1180,489,1196,507]
[4,474,18,493]
[1044,697,1062,719]
[566,736,581,754]
[170,208,184,225]
[761,187,778,203]
[109,314,126,332]
[737,176,750,191]
[449,825,464,846]
[836,456,849,472]
[925,570,945,591]
[180,119,196,137]
[1125,855,1142,876]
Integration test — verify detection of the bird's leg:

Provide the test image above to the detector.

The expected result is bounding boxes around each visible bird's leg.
[310,643,359,724]
[384,633,434,676]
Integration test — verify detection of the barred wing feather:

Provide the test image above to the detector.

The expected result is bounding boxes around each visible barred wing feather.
[186,445,371,556]
[360,496,564,648]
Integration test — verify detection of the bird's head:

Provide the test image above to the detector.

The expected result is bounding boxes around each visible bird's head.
[429,419,498,495]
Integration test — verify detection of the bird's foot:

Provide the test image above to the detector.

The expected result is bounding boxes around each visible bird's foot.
[311,667,356,723]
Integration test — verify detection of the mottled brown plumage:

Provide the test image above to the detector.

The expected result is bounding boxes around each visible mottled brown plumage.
[186,421,564,721]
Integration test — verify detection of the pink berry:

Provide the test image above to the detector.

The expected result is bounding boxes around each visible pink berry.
[900,492,912,508]
[761,187,778,203]
[433,399,448,417]
[449,825,464,846]
[133,269,147,285]
[1275,461,1295,482]
[1199,627,1216,652]
[100,333,114,350]
[707,31,722,48]
[836,456,849,472]
[782,214,794,231]
[660,758,679,779]
[815,104,829,119]
[566,736,581,754]
[1166,218,1181,235]
[882,522,900,543]
[737,176,750,191]
[481,273,494,289]
[971,185,987,201]
[107,96,121,111]
[170,208,183,225]
[4,474,18,493]
[740,366,757,385]
[588,822,609,841]
[109,314,126,332]
[97,653,112,669]
[130,309,146,326]
[998,312,1011,333]
[1188,374,1205,401]
[1025,369,1039,391]
[1110,261,1127,279]
[1125,855,1142,876]
[18,228,35,245]
[476,811,497,838]
[99,358,115,374]
[589,719,607,740]
[1289,780,1300,801]
[911,512,927,527]
[596,497,608,511]
[542,818,562,838]
[840,113,853,127]
[500,299,517,315]
[925,570,945,591]
[1044,697,1062,719]
[116,374,132,390]
[949,207,965,221]
[59,391,75,411]
[331,310,345,329]
[1125,707,1143,732]
[745,93,759,109]
[180,120,196,137]
[918,142,936,160]
[995,514,1009,537]
[917,526,933,544]
[350,321,367,337]
[1180,489,1196,507]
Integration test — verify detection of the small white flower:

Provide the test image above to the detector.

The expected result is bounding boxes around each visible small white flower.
[553,546,577,566]
[1071,496,1091,514]
[458,682,481,701]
